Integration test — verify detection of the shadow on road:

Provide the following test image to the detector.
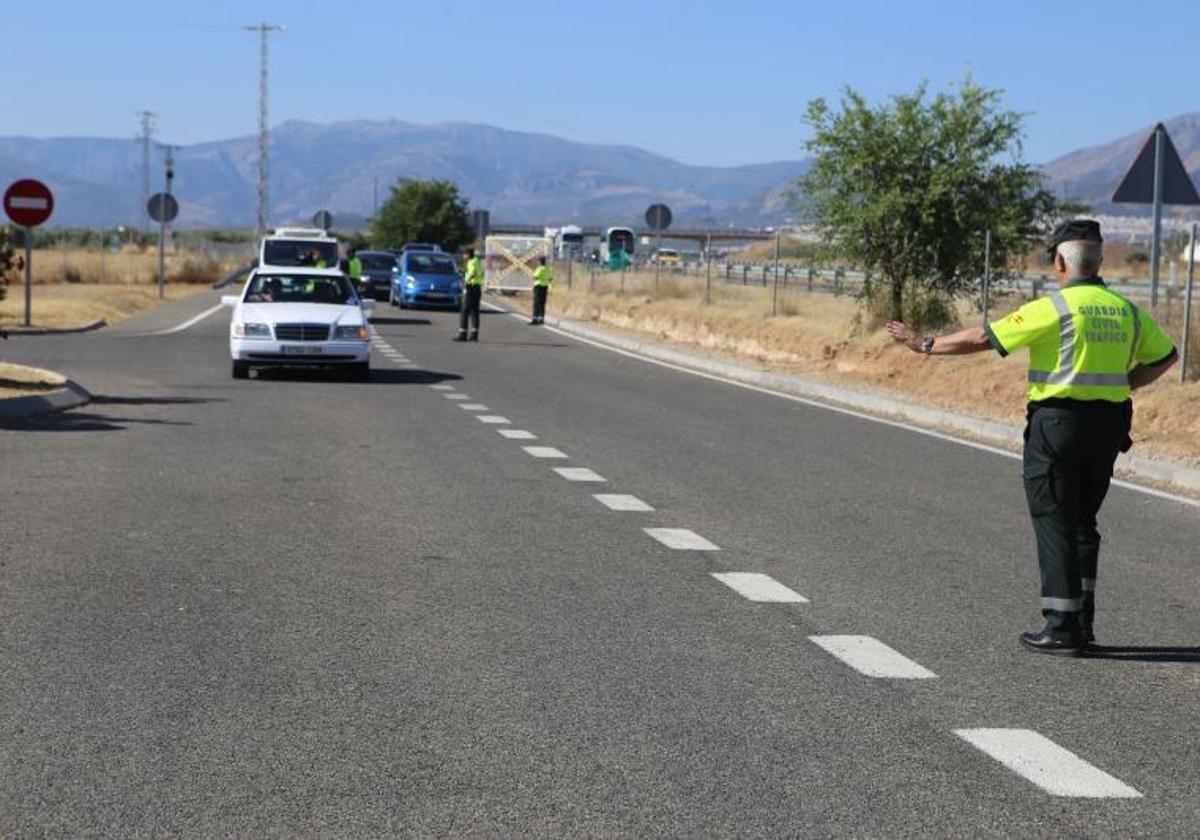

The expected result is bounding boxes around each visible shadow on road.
[1082,645,1200,663]
[249,368,462,386]
[91,395,226,406]
[368,316,434,326]
[0,411,192,433]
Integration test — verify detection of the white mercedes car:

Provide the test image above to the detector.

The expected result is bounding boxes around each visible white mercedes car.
[222,268,375,380]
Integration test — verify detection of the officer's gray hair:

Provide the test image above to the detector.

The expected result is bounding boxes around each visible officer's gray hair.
[1057,239,1103,276]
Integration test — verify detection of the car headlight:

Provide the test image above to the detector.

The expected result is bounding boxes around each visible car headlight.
[234,322,271,339]
[334,325,369,340]
[405,275,417,287]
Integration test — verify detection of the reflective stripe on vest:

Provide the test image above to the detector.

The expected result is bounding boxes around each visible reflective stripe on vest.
[1028,370,1128,386]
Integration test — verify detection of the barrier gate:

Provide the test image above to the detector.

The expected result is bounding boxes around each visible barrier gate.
[484,234,551,292]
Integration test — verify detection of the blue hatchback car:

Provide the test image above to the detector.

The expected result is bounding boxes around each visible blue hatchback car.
[391,250,464,309]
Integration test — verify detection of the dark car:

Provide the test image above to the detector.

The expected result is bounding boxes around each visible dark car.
[391,250,463,309]
[353,250,398,301]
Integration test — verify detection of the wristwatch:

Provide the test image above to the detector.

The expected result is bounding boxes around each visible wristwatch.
[919,337,935,354]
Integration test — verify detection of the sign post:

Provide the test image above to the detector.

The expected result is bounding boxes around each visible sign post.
[1183,223,1197,383]
[645,203,672,293]
[1112,122,1200,308]
[4,179,55,326]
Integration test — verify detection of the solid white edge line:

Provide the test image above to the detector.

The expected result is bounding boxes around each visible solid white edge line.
[482,302,1196,508]
[807,635,937,679]
[147,302,226,335]
[711,572,808,603]
[953,728,1142,798]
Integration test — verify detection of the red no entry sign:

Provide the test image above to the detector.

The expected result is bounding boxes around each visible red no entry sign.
[4,179,54,227]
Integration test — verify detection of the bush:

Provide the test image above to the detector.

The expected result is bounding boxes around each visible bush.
[171,255,225,284]
[62,266,83,284]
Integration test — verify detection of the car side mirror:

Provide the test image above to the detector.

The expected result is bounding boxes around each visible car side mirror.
[221,295,240,307]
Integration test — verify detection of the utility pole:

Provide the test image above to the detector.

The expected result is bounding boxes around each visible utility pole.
[244,23,283,243]
[137,111,156,233]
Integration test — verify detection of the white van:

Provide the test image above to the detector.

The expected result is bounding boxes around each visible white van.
[259,227,340,270]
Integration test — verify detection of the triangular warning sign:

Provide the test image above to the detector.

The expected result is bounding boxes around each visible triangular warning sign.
[1112,123,1200,205]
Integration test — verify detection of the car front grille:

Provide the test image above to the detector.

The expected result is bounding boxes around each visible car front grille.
[274,323,329,341]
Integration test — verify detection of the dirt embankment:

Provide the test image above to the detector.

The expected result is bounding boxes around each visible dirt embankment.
[522,275,1200,467]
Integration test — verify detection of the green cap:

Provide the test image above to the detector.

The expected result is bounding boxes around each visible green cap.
[1046,219,1103,258]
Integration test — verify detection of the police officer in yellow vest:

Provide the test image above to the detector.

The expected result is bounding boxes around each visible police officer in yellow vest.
[455,247,484,342]
[887,220,1177,656]
[346,248,363,286]
[529,256,552,325]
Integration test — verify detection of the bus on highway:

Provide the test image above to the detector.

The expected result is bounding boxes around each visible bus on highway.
[599,226,635,269]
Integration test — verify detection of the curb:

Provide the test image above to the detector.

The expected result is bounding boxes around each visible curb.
[538,312,1200,496]
[3,319,106,336]
[0,379,91,420]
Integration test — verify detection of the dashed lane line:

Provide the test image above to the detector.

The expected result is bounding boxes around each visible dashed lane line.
[476,416,511,425]
[644,528,719,550]
[523,446,568,459]
[808,635,936,679]
[593,493,654,512]
[458,403,489,411]
[430,384,455,391]
[954,729,1142,798]
[444,393,469,400]
[498,429,538,440]
[554,467,606,482]
[711,572,808,603]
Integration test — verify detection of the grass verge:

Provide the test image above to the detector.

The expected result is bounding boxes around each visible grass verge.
[0,283,207,329]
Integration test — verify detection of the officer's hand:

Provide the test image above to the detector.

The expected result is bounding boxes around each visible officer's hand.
[886,320,922,352]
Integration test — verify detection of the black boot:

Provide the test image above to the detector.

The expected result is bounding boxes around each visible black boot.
[467,332,479,342]
[1020,628,1082,657]
[453,332,467,342]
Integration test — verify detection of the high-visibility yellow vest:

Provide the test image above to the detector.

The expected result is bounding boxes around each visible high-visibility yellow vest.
[464,257,484,287]
[347,256,363,279]
[986,277,1175,403]
[532,266,553,287]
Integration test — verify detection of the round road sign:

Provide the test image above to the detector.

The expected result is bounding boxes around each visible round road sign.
[4,179,54,227]
[147,193,179,224]
[312,210,333,230]
[645,203,672,231]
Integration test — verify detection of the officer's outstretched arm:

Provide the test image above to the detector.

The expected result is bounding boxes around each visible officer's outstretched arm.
[1129,349,1178,390]
[886,322,992,355]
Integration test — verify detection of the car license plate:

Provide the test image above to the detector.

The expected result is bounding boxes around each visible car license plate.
[281,345,322,355]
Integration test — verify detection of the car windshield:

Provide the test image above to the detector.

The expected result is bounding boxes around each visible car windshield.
[406,254,458,275]
[262,240,340,267]
[359,253,396,271]
[244,273,357,305]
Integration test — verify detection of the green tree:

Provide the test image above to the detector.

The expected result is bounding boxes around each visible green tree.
[794,77,1067,327]
[369,179,473,252]
[0,226,19,303]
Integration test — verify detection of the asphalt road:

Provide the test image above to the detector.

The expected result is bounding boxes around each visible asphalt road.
[2,290,1198,836]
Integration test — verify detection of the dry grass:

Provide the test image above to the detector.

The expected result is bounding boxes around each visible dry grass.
[0,283,206,329]
[525,267,1200,466]
[18,247,237,286]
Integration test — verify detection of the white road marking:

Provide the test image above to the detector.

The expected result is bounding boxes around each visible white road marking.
[808,635,936,679]
[146,303,226,336]
[643,528,719,550]
[711,572,808,603]
[459,403,488,411]
[522,446,567,459]
[482,302,1197,509]
[593,493,654,512]
[400,363,419,369]
[498,429,537,439]
[954,729,1142,798]
[430,384,455,390]
[554,467,606,482]
[477,415,511,424]
[443,393,469,400]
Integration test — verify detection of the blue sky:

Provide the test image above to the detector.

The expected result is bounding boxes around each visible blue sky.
[3,0,1198,167]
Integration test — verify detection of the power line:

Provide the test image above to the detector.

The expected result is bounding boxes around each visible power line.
[244,23,284,242]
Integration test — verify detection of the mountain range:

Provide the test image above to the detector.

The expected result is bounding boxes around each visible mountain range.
[2,113,1198,231]
[0,120,806,230]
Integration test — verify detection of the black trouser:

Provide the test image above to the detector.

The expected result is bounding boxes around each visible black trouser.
[1022,399,1130,636]
[532,285,549,321]
[458,285,482,335]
